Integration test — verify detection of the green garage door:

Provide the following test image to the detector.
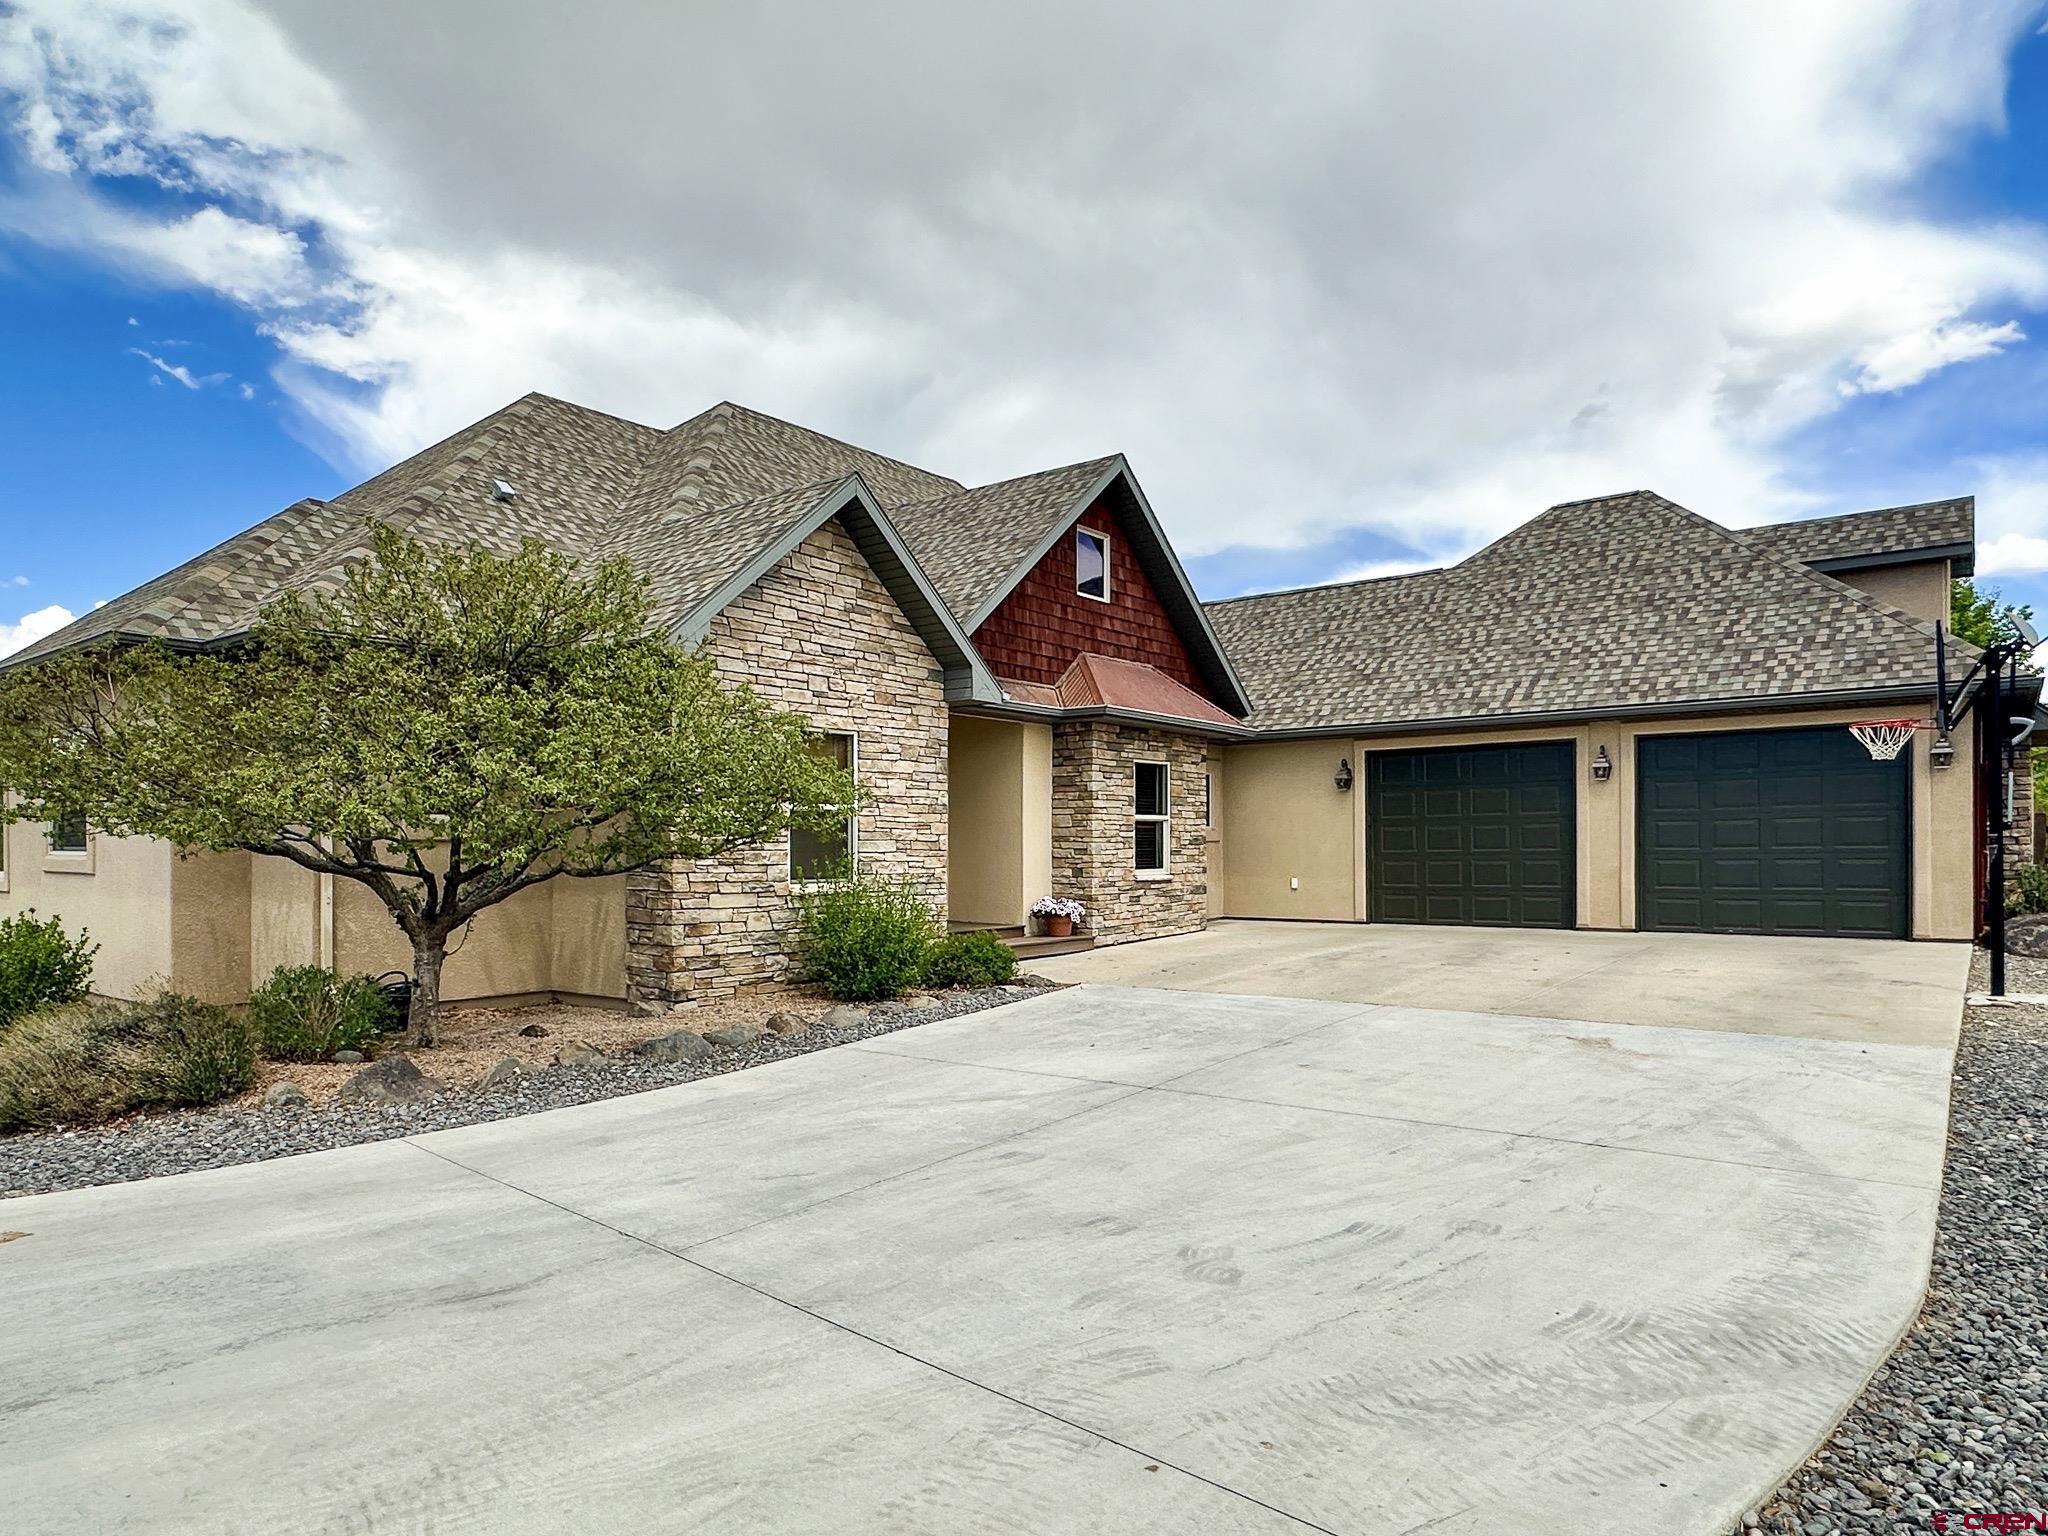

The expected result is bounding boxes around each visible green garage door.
[1637,728,1909,939]
[1367,742,1576,928]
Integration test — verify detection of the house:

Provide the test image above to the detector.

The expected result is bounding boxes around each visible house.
[0,393,2010,1009]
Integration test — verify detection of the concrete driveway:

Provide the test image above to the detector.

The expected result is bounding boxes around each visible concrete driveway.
[1,973,1957,1535]
[1037,921,1970,1047]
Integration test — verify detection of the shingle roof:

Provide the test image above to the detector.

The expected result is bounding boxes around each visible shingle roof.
[9,394,964,665]
[1743,497,1974,573]
[887,456,1122,621]
[1206,491,1957,733]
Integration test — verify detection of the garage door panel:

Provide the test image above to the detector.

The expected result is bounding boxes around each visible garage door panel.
[1368,742,1575,929]
[1638,727,1907,939]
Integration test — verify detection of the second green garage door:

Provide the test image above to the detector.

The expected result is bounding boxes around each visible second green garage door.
[1637,727,1910,939]
[1367,742,1576,927]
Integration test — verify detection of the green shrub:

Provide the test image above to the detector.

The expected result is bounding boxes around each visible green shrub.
[0,909,98,1031]
[248,965,393,1061]
[2010,863,2048,917]
[122,992,258,1109]
[0,988,255,1131]
[922,930,1018,989]
[793,874,939,1001]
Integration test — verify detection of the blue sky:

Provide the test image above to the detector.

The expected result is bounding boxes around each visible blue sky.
[5,2,2048,653]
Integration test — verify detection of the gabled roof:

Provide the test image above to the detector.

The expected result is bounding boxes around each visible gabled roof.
[8,393,997,700]
[888,457,1123,620]
[1743,497,1974,576]
[892,455,1253,718]
[1206,491,1958,734]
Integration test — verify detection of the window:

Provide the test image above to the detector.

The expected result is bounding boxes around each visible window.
[790,732,855,882]
[1075,527,1111,602]
[1135,761,1169,877]
[49,812,88,854]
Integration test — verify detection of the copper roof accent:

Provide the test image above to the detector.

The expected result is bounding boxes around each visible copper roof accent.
[999,653,1244,730]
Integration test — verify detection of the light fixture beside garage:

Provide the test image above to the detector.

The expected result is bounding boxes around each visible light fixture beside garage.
[1334,757,1354,791]
[1590,745,1613,782]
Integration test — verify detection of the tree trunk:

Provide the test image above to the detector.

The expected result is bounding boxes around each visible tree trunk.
[407,933,446,1048]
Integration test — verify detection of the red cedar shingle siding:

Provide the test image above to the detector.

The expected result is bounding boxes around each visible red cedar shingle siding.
[972,496,1215,702]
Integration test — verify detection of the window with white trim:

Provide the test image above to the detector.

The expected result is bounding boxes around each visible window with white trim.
[1075,528,1111,602]
[790,732,856,882]
[49,812,88,854]
[1135,761,1169,876]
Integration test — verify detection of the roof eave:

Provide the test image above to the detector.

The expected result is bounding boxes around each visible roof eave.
[953,696,1258,740]
[1245,682,1948,740]
[1804,541,1974,578]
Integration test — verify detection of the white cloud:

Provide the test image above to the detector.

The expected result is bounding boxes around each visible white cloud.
[0,0,2045,567]
[1846,318,2027,395]
[0,605,76,657]
[6,575,26,587]
[127,346,227,389]
[1327,557,1438,585]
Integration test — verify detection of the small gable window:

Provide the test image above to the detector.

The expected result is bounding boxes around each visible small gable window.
[1075,528,1111,602]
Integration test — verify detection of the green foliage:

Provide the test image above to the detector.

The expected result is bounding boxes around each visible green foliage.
[0,524,853,1045]
[921,930,1018,989]
[247,965,393,1061]
[793,874,940,1001]
[1951,578,2034,650]
[2010,863,2048,917]
[0,989,255,1132]
[0,909,97,1031]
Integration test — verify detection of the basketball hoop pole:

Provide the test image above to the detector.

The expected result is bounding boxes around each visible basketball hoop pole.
[1988,647,2006,997]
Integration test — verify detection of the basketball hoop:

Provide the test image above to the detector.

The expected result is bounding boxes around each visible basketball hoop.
[1847,718,1929,762]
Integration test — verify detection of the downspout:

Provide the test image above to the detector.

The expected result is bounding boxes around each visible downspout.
[318,836,336,970]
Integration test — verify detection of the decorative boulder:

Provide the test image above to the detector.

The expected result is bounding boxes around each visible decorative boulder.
[516,1023,550,1039]
[631,1030,713,1065]
[820,1005,866,1029]
[336,1054,435,1106]
[478,1058,530,1091]
[332,1049,366,1064]
[900,993,940,1012]
[703,1025,762,1048]
[553,1040,606,1068]
[263,1081,309,1109]
[763,1012,804,1037]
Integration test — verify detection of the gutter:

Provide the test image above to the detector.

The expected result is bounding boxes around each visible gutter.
[953,697,1259,741]
[1242,683,1951,741]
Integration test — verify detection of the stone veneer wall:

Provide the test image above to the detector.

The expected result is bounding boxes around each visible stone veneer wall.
[1050,721,1210,944]
[624,517,949,1010]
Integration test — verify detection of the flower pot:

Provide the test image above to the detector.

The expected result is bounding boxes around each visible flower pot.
[1044,915,1074,938]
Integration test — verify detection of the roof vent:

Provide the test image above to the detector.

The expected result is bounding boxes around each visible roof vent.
[492,479,519,502]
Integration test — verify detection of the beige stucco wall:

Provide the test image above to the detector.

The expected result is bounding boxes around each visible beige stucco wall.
[0,822,174,1000]
[1213,701,1974,940]
[948,716,1053,927]
[1213,739,1357,921]
[169,852,252,1003]
[1833,558,1950,627]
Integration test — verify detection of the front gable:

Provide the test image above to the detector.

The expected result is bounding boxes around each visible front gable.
[972,490,1216,700]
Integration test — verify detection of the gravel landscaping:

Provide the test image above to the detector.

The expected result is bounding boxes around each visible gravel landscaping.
[1750,949,2047,1531]
[0,982,1051,1200]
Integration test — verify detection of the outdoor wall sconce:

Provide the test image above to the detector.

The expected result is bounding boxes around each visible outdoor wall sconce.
[1930,734,1955,770]
[1590,745,1613,782]
[1334,757,1354,792]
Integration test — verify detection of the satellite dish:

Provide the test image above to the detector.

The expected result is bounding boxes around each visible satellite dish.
[2018,612,2042,649]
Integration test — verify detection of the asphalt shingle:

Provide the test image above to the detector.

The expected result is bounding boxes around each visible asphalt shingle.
[1206,491,1954,732]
